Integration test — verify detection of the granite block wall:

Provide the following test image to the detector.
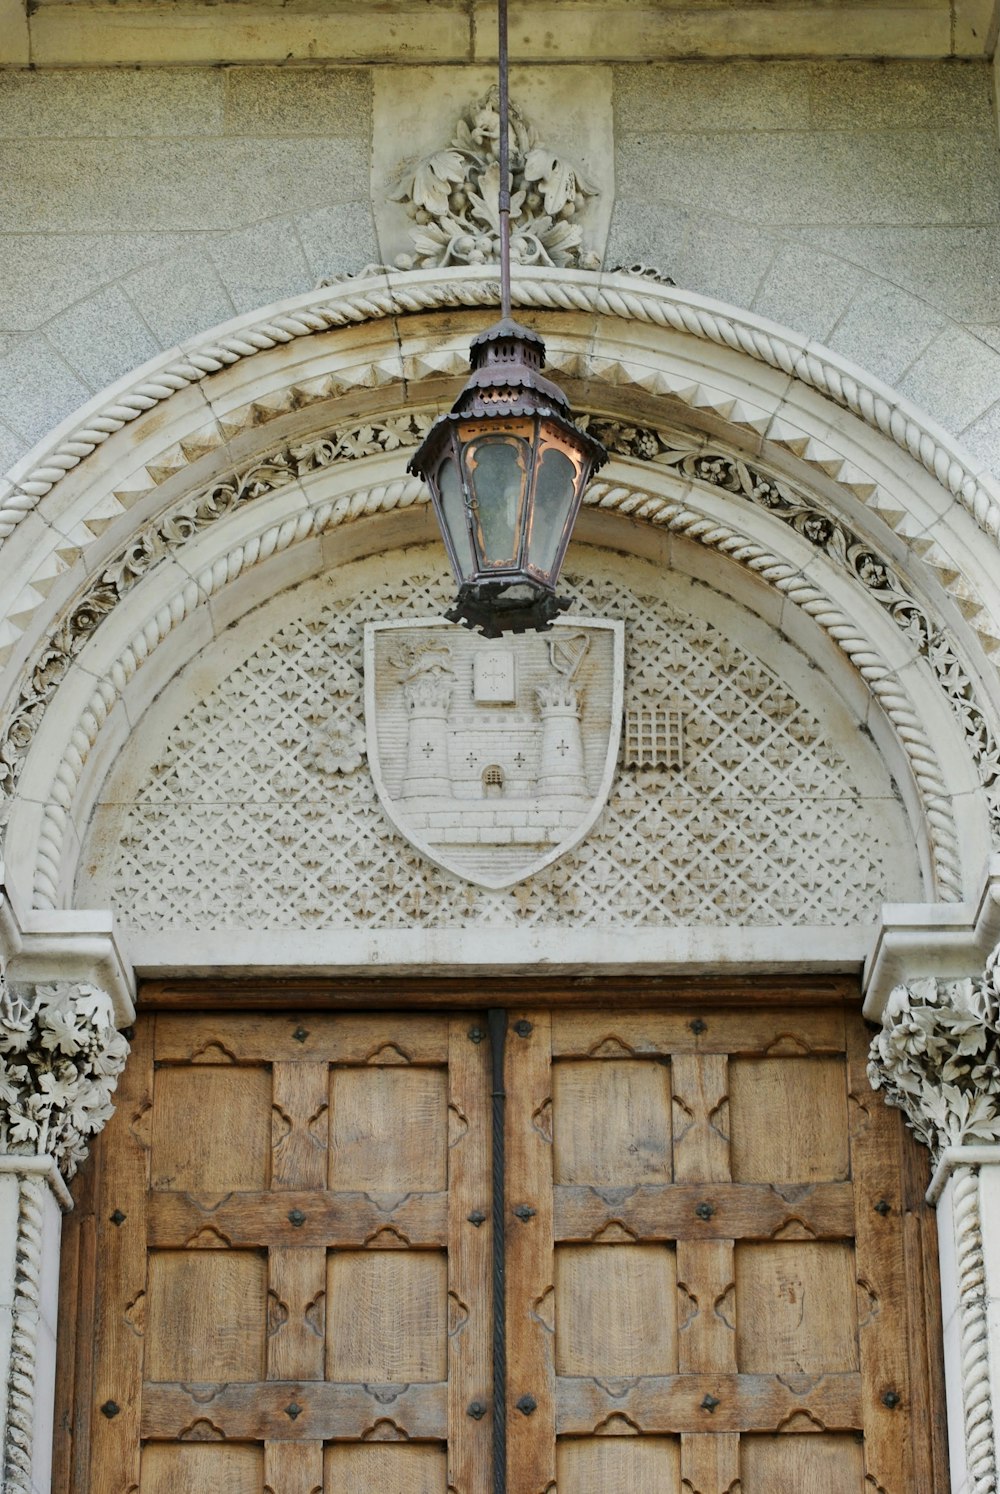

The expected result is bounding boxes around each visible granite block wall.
[0,59,999,474]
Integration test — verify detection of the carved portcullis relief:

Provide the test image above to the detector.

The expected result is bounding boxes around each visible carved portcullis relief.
[365,619,624,888]
[372,67,613,273]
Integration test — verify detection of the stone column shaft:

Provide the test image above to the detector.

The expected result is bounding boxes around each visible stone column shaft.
[0,975,128,1494]
[868,963,1000,1494]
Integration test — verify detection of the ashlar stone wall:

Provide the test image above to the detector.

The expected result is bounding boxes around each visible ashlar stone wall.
[1,59,1000,477]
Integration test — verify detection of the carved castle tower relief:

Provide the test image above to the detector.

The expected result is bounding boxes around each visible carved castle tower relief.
[366,619,623,890]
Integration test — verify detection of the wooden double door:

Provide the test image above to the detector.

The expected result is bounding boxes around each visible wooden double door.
[56,993,947,1492]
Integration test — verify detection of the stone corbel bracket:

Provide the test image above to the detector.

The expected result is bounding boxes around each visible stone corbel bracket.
[0,864,134,1027]
[864,852,1000,1021]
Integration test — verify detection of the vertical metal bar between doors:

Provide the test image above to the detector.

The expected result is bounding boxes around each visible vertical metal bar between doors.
[488,1006,508,1494]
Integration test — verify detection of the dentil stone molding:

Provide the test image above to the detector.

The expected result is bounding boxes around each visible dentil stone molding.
[0,401,969,906]
[389,87,601,271]
[0,971,129,1181]
[0,266,997,579]
[3,277,1000,706]
[868,955,1000,1163]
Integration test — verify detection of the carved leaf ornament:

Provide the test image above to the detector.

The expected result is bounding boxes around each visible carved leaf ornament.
[391,88,600,271]
[0,973,129,1177]
[868,953,1000,1161]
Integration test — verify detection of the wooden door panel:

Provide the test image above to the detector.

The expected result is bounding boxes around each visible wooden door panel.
[57,996,946,1494]
[510,1002,942,1494]
[323,1441,448,1493]
[729,1056,850,1182]
[145,1251,267,1381]
[734,1242,859,1375]
[272,1063,329,1191]
[150,1063,272,1190]
[329,1066,448,1194]
[552,1058,672,1186]
[555,1243,677,1377]
[740,1432,866,1492]
[267,1247,326,1380]
[264,1439,323,1494]
[66,1010,488,1494]
[326,1251,448,1381]
[140,1443,263,1494]
[556,1434,682,1492]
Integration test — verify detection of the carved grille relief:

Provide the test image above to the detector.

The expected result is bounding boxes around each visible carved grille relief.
[98,559,902,930]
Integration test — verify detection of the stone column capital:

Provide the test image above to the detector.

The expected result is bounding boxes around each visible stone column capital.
[0,970,130,1183]
[867,948,1000,1165]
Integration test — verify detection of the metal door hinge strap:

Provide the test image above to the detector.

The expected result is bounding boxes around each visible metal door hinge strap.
[488,1007,508,1494]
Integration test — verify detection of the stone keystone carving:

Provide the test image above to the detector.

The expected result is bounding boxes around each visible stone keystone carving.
[0,972,129,1179]
[365,618,624,890]
[867,952,1000,1162]
[390,86,601,272]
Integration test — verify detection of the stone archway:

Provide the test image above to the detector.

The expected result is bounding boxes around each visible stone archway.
[3,266,1000,1490]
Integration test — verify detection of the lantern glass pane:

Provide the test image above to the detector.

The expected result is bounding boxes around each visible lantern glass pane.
[465,435,529,569]
[437,453,475,580]
[528,445,579,579]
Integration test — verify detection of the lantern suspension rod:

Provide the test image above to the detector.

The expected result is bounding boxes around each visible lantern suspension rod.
[497,0,512,321]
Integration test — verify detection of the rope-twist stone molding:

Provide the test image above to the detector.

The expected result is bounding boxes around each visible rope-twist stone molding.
[25,472,961,908]
[0,270,997,551]
[1,1173,46,1494]
[952,1165,997,1494]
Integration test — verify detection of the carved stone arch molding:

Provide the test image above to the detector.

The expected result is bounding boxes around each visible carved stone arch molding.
[3,265,1000,1494]
[1,265,999,933]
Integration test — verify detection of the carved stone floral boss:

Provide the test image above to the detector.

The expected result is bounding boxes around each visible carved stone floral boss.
[391,88,601,273]
[0,972,128,1181]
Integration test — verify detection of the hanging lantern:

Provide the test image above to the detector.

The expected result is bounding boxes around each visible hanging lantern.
[406,0,606,638]
[408,319,606,638]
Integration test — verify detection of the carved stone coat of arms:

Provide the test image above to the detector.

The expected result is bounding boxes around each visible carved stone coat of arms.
[364,619,624,889]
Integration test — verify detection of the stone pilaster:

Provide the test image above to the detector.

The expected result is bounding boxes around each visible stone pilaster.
[0,971,128,1494]
[868,957,1000,1494]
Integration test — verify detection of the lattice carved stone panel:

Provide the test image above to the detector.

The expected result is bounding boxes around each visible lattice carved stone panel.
[91,553,914,929]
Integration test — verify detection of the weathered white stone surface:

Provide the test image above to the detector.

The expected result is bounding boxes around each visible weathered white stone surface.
[2,0,992,68]
[78,544,919,932]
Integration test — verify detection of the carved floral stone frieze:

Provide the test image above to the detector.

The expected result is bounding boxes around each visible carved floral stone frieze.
[0,972,129,1178]
[868,955,1000,1161]
[390,87,601,272]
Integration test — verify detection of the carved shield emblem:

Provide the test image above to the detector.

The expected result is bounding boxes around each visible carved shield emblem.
[364,618,625,890]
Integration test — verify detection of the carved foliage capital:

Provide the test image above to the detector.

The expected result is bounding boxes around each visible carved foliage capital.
[0,970,129,1178]
[868,952,1000,1160]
